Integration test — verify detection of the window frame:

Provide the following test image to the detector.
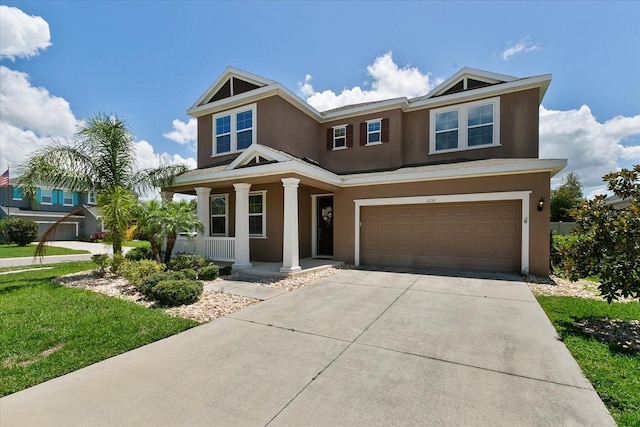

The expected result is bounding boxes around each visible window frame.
[248,190,267,238]
[332,125,347,150]
[429,97,500,154]
[366,119,382,146]
[212,103,257,156]
[88,192,97,205]
[210,193,229,236]
[63,191,74,206]
[40,189,53,205]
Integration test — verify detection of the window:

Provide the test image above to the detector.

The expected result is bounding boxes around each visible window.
[248,191,266,237]
[63,191,74,206]
[12,187,22,200]
[88,192,97,204]
[210,194,228,236]
[430,97,500,154]
[212,104,256,155]
[333,126,346,149]
[41,189,53,205]
[367,120,381,144]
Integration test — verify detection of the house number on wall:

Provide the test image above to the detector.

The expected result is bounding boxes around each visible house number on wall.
[425,197,437,203]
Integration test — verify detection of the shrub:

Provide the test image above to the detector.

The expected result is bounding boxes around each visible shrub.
[181,269,197,280]
[88,231,106,242]
[550,233,579,270]
[219,266,232,276]
[125,246,154,261]
[6,218,38,246]
[91,254,110,277]
[197,265,219,280]
[168,253,213,271]
[138,271,187,296]
[152,280,203,307]
[119,259,165,288]
[109,253,125,274]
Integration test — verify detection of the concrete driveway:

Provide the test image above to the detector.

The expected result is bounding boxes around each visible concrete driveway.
[0,270,614,426]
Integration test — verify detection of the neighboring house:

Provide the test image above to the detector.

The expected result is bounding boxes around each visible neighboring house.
[604,194,631,209]
[0,181,101,241]
[162,67,566,276]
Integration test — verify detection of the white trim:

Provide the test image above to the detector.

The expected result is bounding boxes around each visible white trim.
[212,103,257,156]
[311,193,333,258]
[210,193,229,236]
[249,190,267,238]
[365,118,382,145]
[174,157,566,190]
[332,124,347,149]
[354,191,532,274]
[429,97,500,154]
[62,191,74,207]
[226,143,290,170]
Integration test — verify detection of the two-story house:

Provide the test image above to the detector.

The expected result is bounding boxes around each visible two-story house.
[162,67,566,276]
[0,181,102,241]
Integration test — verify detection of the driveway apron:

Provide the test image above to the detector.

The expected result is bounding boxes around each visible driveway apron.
[0,270,615,426]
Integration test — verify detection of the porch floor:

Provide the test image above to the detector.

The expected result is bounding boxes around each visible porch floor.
[219,258,345,278]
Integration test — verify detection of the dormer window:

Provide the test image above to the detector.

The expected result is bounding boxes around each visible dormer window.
[429,97,500,154]
[212,104,256,156]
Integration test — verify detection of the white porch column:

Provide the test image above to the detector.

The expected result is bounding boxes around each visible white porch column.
[194,187,211,257]
[160,190,174,202]
[280,177,301,273]
[233,183,252,269]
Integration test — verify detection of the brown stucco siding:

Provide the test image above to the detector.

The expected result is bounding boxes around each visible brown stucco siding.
[332,171,550,276]
[197,115,213,169]
[256,97,321,161]
[401,89,540,166]
[319,109,404,173]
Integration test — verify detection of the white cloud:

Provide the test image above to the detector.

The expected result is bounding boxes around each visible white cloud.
[134,139,197,171]
[0,5,51,60]
[300,52,434,111]
[0,65,78,136]
[163,118,197,147]
[539,105,640,195]
[501,37,541,61]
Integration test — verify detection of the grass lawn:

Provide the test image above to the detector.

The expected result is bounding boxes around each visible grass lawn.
[0,261,197,397]
[537,296,640,426]
[121,240,151,248]
[0,243,89,259]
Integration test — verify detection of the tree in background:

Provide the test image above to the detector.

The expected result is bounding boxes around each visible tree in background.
[561,165,639,302]
[134,200,165,263]
[550,172,584,222]
[16,114,187,255]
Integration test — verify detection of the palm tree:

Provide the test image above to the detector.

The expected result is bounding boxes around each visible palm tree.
[160,200,203,264]
[16,114,187,255]
[134,199,165,263]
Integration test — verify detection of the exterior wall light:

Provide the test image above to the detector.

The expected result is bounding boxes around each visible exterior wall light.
[537,197,545,211]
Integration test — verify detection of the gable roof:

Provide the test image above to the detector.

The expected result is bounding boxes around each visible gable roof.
[187,66,552,121]
[189,67,277,111]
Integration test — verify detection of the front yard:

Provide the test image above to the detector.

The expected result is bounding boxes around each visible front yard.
[0,243,89,258]
[0,262,197,397]
[531,280,640,426]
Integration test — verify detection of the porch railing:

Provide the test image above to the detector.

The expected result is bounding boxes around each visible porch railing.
[204,237,235,262]
[173,237,235,262]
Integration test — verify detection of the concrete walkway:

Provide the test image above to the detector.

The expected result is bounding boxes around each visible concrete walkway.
[0,241,133,268]
[0,270,615,426]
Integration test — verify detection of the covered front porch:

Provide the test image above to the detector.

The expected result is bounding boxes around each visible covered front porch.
[165,144,342,275]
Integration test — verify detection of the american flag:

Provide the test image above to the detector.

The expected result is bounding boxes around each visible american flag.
[0,169,8,187]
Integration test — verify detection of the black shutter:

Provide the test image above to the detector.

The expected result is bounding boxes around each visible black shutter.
[360,122,367,145]
[381,118,389,143]
[346,124,353,147]
[327,128,333,150]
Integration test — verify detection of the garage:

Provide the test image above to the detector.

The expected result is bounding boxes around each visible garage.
[360,200,521,273]
[36,221,79,241]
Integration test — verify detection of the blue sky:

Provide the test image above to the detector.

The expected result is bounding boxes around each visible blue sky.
[1,1,639,197]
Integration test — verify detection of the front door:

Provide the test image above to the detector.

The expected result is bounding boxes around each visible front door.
[316,196,333,256]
